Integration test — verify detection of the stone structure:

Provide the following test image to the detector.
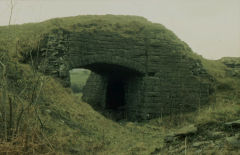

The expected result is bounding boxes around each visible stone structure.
[32,17,213,120]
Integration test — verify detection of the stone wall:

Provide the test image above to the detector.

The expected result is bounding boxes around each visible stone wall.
[31,21,213,121]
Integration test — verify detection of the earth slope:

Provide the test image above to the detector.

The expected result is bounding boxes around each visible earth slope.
[0,15,239,154]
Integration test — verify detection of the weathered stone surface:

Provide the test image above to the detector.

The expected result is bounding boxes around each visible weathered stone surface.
[224,120,240,128]
[175,125,198,137]
[31,19,213,121]
[164,124,198,142]
[192,141,210,147]
[207,131,225,139]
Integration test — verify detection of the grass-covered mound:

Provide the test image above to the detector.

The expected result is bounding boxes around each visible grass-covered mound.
[0,14,201,60]
[14,14,218,119]
[0,15,240,154]
[0,14,232,80]
[0,62,166,154]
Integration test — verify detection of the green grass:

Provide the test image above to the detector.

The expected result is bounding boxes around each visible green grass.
[0,15,240,154]
[1,60,239,154]
[0,15,150,57]
[34,74,240,154]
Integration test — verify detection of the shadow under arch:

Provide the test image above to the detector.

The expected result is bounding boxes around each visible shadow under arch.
[70,55,146,120]
[70,55,146,75]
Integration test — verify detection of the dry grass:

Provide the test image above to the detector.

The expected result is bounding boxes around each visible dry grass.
[0,65,239,154]
[0,108,55,154]
[0,15,240,154]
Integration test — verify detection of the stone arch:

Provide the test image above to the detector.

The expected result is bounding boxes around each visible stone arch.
[31,19,213,121]
[69,55,145,120]
[70,55,146,75]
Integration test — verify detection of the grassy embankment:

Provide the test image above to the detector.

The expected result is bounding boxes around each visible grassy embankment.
[0,15,239,154]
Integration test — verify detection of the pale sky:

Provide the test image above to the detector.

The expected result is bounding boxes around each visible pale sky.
[0,0,239,60]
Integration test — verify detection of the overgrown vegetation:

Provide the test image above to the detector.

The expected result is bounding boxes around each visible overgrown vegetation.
[0,56,53,153]
[0,15,239,154]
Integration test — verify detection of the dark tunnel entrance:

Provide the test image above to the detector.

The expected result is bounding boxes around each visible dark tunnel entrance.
[79,62,144,120]
[106,77,126,111]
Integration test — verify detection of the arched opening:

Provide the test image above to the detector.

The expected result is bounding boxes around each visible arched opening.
[69,68,91,94]
[73,62,144,120]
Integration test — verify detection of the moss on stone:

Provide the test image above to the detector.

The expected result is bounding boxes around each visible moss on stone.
[11,15,214,121]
